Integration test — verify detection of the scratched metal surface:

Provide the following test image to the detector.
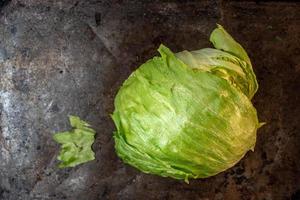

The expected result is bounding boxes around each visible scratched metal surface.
[0,1,300,199]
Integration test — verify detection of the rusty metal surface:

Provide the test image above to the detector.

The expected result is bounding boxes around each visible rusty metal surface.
[0,1,300,199]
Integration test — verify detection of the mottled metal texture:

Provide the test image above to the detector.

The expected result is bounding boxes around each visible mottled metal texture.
[0,0,299,200]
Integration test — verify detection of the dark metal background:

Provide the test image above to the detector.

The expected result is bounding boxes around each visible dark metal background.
[0,1,300,199]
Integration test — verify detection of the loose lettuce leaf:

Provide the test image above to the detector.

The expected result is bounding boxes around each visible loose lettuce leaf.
[53,116,96,168]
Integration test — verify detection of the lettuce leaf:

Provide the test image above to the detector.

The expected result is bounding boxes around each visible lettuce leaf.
[53,116,96,168]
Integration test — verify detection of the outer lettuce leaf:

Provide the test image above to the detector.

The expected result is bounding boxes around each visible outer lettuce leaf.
[209,24,258,99]
[53,116,96,168]
[210,24,251,64]
[175,48,251,98]
[113,43,260,182]
[176,24,258,99]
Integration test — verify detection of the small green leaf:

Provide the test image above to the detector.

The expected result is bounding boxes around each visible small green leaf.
[53,116,96,168]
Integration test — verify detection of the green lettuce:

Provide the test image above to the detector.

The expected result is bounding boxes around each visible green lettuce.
[112,25,262,182]
[53,116,96,168]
